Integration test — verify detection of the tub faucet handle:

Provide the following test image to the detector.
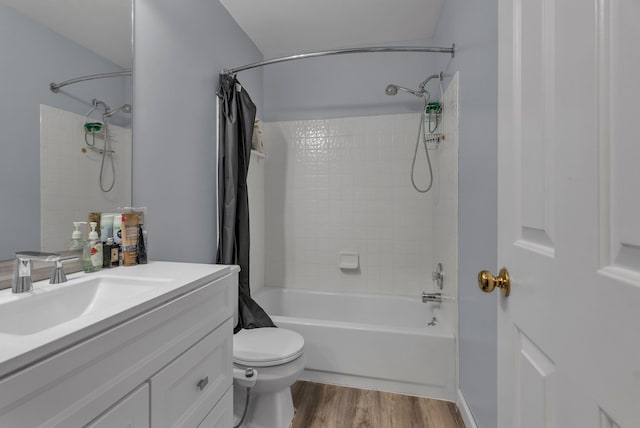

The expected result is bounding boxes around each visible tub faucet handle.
[432,262,444,290]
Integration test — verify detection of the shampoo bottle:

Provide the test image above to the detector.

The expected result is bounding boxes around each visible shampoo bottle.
[83,222,103,273]
[66,221,86,250]
[113,214,123,245]
[103,237,115,268]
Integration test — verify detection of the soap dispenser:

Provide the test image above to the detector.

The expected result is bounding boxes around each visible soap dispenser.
[66,221,86,250]
[83,222,103,273]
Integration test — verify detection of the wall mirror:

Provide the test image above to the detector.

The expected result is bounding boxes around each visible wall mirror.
[0,0,133,260]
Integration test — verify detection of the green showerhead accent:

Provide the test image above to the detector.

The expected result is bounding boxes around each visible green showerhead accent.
[84,122,103,133]
[425,102,442,133]
[425,101,441,114]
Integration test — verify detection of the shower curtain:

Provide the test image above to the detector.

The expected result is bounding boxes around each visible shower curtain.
[217,74,276,332]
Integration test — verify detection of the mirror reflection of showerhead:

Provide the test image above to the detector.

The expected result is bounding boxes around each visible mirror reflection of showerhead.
[385,84,399,96]
[103,104,132,118]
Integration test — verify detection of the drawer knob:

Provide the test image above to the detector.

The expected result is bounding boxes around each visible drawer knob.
[197,376,209,391]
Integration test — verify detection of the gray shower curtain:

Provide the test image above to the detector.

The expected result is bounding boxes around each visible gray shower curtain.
[217,74,276,333]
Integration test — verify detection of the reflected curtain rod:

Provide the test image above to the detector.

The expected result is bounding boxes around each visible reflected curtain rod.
[49,71,132,93]
[222,44,455,75]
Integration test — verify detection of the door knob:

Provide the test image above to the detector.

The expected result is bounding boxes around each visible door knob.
[477,267,510,297]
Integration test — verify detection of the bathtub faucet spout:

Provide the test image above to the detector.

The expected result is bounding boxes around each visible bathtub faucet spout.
[421,292,455,303]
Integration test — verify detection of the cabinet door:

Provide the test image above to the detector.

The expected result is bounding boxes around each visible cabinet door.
[197,389,232,428]
[150,318,233,428]
[85,384,149,428]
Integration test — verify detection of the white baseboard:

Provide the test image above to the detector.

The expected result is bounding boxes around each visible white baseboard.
[457,388,478,428]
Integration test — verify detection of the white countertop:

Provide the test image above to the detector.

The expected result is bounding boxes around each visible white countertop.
[0,261,235,379]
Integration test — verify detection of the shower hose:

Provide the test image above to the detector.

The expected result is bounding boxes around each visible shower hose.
[410,106,434,193]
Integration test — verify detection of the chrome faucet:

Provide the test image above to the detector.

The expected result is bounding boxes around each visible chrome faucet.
[421,292,455,303]
[12,251,70,294]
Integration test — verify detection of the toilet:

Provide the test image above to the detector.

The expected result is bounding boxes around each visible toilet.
[233,328,305,428]
[231,280,304,428]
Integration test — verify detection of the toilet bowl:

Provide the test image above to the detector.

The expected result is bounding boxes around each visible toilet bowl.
[233,327,305,428]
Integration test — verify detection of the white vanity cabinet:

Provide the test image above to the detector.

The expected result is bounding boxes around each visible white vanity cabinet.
[85,384,150,428]
[0,265,237,428]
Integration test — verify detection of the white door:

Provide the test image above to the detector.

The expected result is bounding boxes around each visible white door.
[496,0,640,427]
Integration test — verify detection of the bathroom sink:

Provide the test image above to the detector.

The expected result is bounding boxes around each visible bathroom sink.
[0,262,232,379]
[0,275,161,336]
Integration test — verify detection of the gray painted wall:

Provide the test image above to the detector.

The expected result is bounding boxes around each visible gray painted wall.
[133,0,263,263]
[432,2,498,427]
[261,40,444,122]
[0,4,129,260]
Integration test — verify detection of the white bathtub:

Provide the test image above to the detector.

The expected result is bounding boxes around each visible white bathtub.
[252,287,456,401]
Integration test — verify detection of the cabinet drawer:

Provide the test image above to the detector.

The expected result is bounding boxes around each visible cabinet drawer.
[197,388,232,428]
[150,318,233,428]
[86,384,149,428]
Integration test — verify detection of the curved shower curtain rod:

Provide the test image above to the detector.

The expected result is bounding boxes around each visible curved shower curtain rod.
[49,71,132,93]
[222,44,455,75]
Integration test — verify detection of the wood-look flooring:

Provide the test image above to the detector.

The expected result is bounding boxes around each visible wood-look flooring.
[291,381,465,428]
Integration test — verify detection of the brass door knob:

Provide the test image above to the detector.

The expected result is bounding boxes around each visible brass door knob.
[477,267,510,297]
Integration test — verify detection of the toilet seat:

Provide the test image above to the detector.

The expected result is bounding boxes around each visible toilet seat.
[233,328,304,367]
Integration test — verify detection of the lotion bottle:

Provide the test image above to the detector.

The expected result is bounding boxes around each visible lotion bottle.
[83,222,103,272]
[66,221,86,250]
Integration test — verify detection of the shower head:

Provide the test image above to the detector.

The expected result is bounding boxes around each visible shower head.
[385,84,399,96]
[103,104,132,118]
[385,72,443,100]
[385,84,426,98]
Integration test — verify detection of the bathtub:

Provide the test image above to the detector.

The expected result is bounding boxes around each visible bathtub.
[252,287,456,401]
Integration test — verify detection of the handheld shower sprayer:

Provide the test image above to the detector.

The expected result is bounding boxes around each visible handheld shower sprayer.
[84,99,133,193]
[384,72,445,194]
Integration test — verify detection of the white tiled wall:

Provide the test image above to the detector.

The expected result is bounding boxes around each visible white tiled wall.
[40,104,132,251]
[248,149,266,292]
[432,73,459,325]
[261,75,458,297]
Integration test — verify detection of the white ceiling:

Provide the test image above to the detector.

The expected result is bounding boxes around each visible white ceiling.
[0,0,132,68]
[219,0,445,55]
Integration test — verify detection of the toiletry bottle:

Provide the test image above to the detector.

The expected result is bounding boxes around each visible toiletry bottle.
[136,223,147,264]
[121,213,139,266]
[88,212,101,239]
[83,222,103,273]
[100,214,114,241]
[103,237,115,268]
[110,239,120,267]
[113,214,123,245]
[66,221,86,250]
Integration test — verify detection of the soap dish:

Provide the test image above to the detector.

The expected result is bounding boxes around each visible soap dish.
[339,251,359,270]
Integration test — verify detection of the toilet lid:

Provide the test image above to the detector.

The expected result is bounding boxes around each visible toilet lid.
[233,328,304,367]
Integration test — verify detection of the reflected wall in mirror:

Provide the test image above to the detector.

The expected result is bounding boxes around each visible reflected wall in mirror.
[0,0,133,260]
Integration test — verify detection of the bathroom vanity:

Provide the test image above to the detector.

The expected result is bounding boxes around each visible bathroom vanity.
[0,262,237,428]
